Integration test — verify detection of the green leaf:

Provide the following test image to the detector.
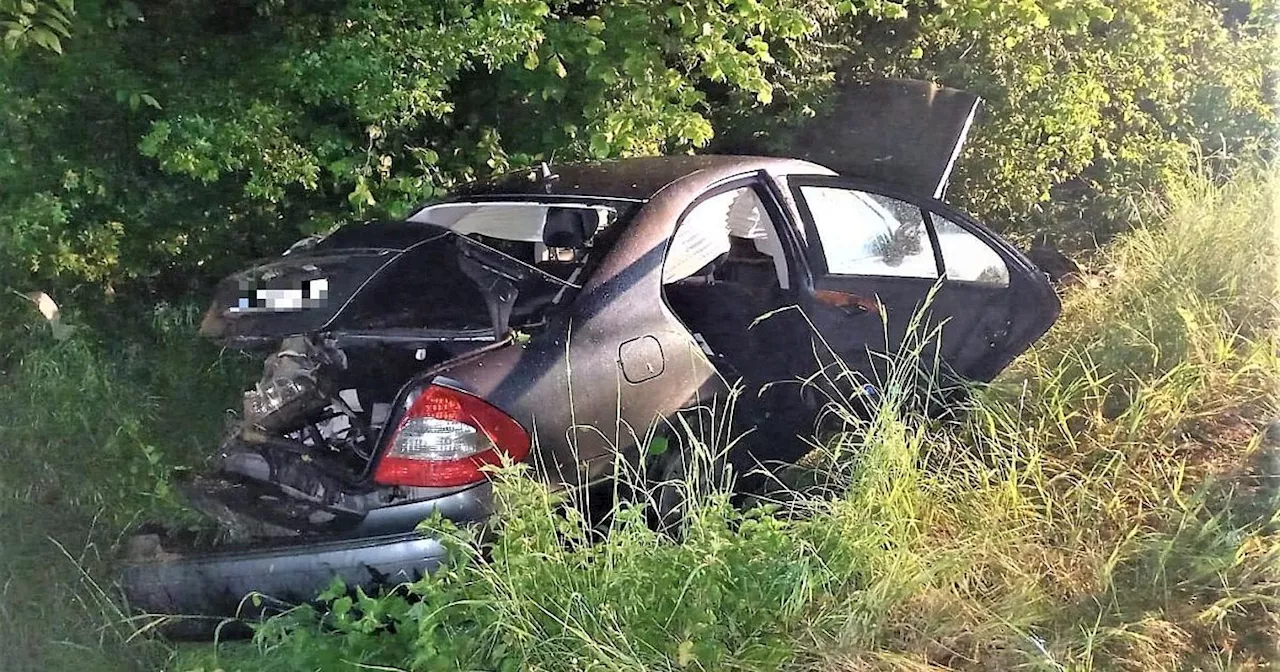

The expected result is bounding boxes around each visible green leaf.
[881,2,908,20]
[702,59,725,82]
[348,178,375,207]
[676,640,696,667]
[28,26,61,53]
[331,595,353,618]
[318,576,348,601]
[523,50,539,70]
[588,133,610,158]
[417,148,439,165]
[3,29,25,53]
[42,8,72,36]
[755,82,773,104]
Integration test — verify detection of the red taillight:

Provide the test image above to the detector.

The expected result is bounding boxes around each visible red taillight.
[373,384,531,487]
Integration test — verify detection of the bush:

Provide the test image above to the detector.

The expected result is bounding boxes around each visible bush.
[1,0,1274,294]
[727,0,1278,244]
[0,299,251,523]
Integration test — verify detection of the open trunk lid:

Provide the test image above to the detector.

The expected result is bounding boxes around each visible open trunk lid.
[200,221,564,347]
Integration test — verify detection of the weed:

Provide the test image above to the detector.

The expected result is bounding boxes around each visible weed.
[0,300,252,671]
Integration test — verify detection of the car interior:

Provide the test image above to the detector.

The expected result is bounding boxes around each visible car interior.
[660,185,826,476]
[661,186,798,387]
[413,202,613,284]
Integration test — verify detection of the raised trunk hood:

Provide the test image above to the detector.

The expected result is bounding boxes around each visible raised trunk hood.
[199,221,548,346]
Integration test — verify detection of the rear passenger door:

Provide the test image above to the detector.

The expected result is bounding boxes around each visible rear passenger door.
[786,176,1059,384]
[922,209,1058,381]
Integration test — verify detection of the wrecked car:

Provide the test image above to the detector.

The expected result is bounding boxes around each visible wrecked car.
[122,79,1061,624]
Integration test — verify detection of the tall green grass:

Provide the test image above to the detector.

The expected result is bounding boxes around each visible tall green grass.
[0,300,252,671]
[0,301,251,520]
[812,163,1280,670]
[182,163,1278,671]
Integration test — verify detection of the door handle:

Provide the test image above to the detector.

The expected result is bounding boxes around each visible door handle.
[814,289,880,316]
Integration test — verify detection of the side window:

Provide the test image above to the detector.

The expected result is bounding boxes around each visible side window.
[798,186,937,278]
[928,213,1010,287]
[663,186,789,288]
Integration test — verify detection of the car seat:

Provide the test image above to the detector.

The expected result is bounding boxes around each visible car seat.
[542,207,598,248]
[717,236,780,299]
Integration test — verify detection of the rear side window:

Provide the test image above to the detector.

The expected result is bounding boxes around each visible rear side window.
[798,186,936,278]
[928,213,1010,287]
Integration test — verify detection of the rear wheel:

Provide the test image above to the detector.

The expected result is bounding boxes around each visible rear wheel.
[642,412,736,534]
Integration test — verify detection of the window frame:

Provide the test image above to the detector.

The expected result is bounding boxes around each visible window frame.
[926,211,1011,288]
[791,182,943,280]
[786,174,1022,290]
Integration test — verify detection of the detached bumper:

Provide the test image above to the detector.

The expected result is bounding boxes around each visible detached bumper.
[121,482,492,637]
[122,531,450,621]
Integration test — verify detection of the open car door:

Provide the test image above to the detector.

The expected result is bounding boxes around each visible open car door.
[786,176,1060,388]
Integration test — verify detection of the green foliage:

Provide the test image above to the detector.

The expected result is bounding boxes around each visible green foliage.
[0,296,255,671]
[0,0,854,292]
[932,0,1277,242]
[728,0,1277,244]
[234,484,830,671]
[0,297,251,522]
[3,0,1272,295]
[1,0,73,53]
[0,0,1276,664]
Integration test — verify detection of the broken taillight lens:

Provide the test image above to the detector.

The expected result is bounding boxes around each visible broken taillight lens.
[373,384,530,487]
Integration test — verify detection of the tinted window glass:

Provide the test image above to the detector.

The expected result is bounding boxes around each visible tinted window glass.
[799,186,937,278]
[929,213,1010,287]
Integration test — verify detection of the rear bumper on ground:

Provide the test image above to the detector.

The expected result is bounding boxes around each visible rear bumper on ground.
[121,482,493,632]
[122,530,450,621]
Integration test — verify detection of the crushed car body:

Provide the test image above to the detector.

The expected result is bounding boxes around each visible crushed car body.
[121,80,1061,627]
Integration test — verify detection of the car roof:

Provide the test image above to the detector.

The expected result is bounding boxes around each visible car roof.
[451,155,833,201]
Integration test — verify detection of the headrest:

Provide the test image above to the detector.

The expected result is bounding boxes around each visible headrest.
[543,208,599,248]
